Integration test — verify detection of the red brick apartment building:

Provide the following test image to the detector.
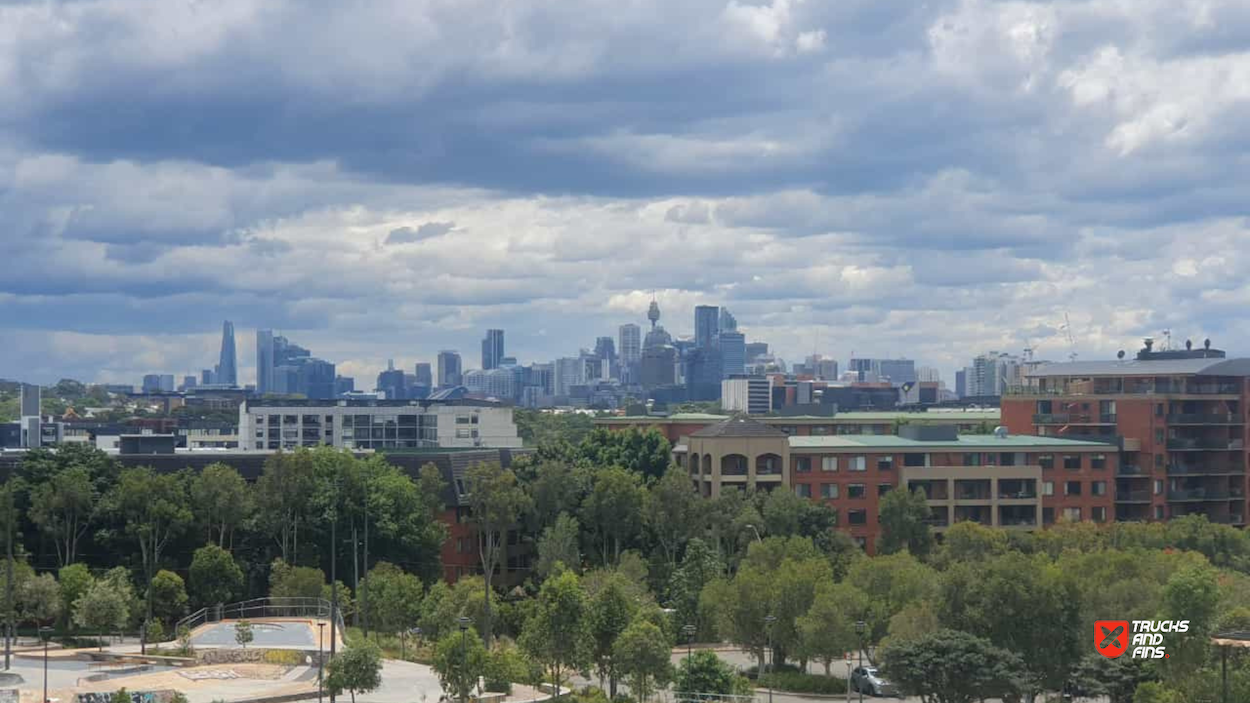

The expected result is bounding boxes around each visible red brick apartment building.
[674,418,1114,553]
[596,410,1001,444]
[1001,344,1249,527]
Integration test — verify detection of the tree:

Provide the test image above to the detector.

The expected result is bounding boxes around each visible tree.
[798,582,870,675]
[881,601,940,650]
[935,520,1008,565]
[325,641,384,703]
[255,450,316,564]
[1157,564,1221,681]
[28,466,95,566]
[73,579,130,649]
[673,650,750,696]
[17,573,62,627]
[588,573,638,696]
[362,562,423,642]
[433,625,490,702]
[524,461,593,533]
[419,576,490,642]
[1070,654,1153,703]
[190,463,251,548]
[465,462,530,646]
[644,466,701,568]
[536,513,582,579]
[577,427,672,480]
[881,629,1032,703]
[876,487,934,558]
[700,567,775,667]
[668,538,724,641]
[772,552,833,666]
[269,559,326,599]
[581,467,645,566]
[520,570,592,692]
[846,551,939,643]
[189,544,244,608]
[614,619,673,703]
[59,563,94,630]
[149,570,189,627]
[234,619,253,648]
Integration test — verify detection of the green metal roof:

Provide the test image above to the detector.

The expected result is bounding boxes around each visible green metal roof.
[788,434,1114,450]
[597,410,1000,424]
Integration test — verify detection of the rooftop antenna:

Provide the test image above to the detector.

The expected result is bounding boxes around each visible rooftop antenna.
[1162,329,1172,351]
[1061,312,1078,362]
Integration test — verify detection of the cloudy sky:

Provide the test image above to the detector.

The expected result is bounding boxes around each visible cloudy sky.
[3,0,1249,386]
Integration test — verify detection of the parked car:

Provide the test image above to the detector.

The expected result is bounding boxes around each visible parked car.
[851,666,898,697]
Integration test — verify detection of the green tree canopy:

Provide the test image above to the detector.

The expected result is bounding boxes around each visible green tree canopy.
[520,569,592,691]
[326,641,384,703]
[614,618,674,703]
[881,629,1033,703]
[876,487,934,558]
[189,544,245,608]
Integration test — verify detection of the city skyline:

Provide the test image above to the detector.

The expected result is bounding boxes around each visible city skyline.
[3,1,1246,387]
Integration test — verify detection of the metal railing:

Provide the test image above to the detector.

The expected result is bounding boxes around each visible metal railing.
[1007,384,1240,397]
[1168,488,1237,501]
[1168,413,1241,424]
[176,597,345,635]
[1167,438,1243,451]
[1118,465,1146,475]
[1169,464,1246,476]
[1115,490,1152,503]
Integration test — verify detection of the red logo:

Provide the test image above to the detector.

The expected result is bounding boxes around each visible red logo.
[1095,621,1129,658]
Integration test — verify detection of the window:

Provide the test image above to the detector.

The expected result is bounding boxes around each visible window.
[878,484,893,497]
[1042,481,1055,496]
[848,509,867,526]
[1065,481,1082,496]
[1062,507,1082,522]
[1154,479,1164,495]
[1155,453,1164,469]
[1043,507,1055,524]
[1154,429,1165,443]
[1092,506,1107,522]
[1037,400,1053,414]
[794,484,812,498]
[1091,454,1106,470]
[820,483,838,499]
[1063,455,1081,470]
[795,457,812,473]
[903,453,926,468]
[1154,505,1165,520]
[1155,403,1164,417]
[1038,454,1054,470]
[1091,481,1107,496]
[877,455,894,471]
[821,457,838,472]
[848,483,866,499]
[848,456,866,472]
[964,453,982,466]
[812,425,829,435]
[999,452,1016,466]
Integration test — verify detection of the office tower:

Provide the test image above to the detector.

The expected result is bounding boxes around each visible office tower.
[181,375,198,391]
[967,352,1020,397]
[641,346,677,389]
[594,337,617,378]
[299,358,337,399]
[256,329,275,394]
[719,308,738,332]
[378,360,408,400]
[19,383,40,417]
[414,362,433,388]
[528,362,555,396]
[719,330,746,378]
[955,369,967,398]
[619,323,641,383]
[438,351,463,388]
[143,374,175,393]
[481,329,505,370]
[694,305,720,348]
[745,342,769,363]
[215,321,238,386]
[554,357,582,396]
[335,376,356,396]
[878,359,917,385]
[201,369,215,385]
[722,376,772,414]
[684,346,722,400]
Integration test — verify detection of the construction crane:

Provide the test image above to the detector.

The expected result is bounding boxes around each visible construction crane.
[1060,313,1078,362]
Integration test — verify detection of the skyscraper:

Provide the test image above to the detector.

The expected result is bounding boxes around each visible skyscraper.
[256,329,275,394]
[215,321,238,386]
[694,305,719,348]
[718,331,746,378]
[377,360,408,400]
[554,357,582,396]
[719,308,738,332]
[594,336,617,379]
[481,329,505,370]
[619,323,641,384]
[438,351,463,388]
[414,362,433,389]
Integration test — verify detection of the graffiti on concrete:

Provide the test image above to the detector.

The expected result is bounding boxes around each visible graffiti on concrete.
[0,688,17,703]
[78,691,163,703]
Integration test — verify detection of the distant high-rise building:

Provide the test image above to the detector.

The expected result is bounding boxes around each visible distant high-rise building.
[722,375,772,414]
[142,374,175,393]
[594,337,617,378]
[437,351,463,388]
[481,329,505,370]
[745,342,769,363]
[619,323,641,384]
[414,362,433,389]
[684,346,722,400]
[180,375,198,391]
[955,369,967,398]
[335,376,356,396]
[19,383,40,417]
[719,308,738,332]
[201,369,215,386]
[967,352,1021,397]
[215,321,238,386]
[917,366,942,384]
[256,329,275,394]
[719,331,746,378]
[694,305,720,349]
[378,360,408,400]
[641,346,677,389]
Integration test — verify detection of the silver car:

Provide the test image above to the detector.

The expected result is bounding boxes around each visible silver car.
[851,666,898,697]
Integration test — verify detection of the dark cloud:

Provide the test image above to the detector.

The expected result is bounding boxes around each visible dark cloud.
[386,221,455,245]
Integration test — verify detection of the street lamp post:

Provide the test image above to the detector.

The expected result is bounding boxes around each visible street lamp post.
[317,621,327,703]
[744,524,764,543]
[682,624,696,661]
[458,616,472,703]
[40,625,52,703]
[854,621,867,703]
[764,615,777,703]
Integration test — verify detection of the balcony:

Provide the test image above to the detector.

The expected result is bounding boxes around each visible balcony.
[1168,413,1242,425]
[998,480,1038,500]
[1031,412,1117,425]
[922,515,950,528]
[1167,438,1244,451]
[1169,464,1247,476]
[1117,465,1146,476]
[1168,488,1236,501]
[1115,490,1153,503]
[1006,383,1241,397]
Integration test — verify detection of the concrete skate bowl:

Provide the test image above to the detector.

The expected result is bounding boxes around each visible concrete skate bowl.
[0,672,22,686]
[189,621,318,649]
[178,597,343,650]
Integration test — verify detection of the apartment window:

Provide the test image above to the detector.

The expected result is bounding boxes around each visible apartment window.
[903,453,926,468]
[878,484,893,497]
[456,429,472,438]
[1062,507,1082,522]
[877,456,894,471]
[778,426,797,436]
[1091,454,1107,470]
[1042,481,1055,496]
[794,484,812,498]
[1154,429,1165,444]
[1063,455,1081,470]
[456,415,472,424]
[1155,454,1164,469]
[999,452,1016,466]
[1037,400,1053,414]
[1065,481,1082,496]
[1091,481,1107,496]
[1043,507,1055,524]
[1154,505,1165,520]
[795,457,812,473]
[848,509,867,526]
[1038,454,1054,470]
[1155,403,1164,417]
[1154,480,1164,496]
[820,483,838,499]
[848,484,866,499]
[1092,506,1107,522]
[821,456,838,472]
[964,453,982,466]
[848,456,867,472]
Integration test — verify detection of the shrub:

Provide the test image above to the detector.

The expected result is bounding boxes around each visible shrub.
[263,649,305,666]
[758,672,848,695]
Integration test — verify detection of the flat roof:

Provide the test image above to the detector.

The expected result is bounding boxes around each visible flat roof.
[1028,358,1250,378]
[243,398,505,409]
[788,434,1114,450]
[598,410,1000,424]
